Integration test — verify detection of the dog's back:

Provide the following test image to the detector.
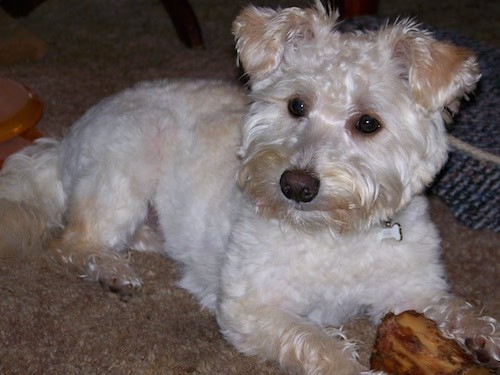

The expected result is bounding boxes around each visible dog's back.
[0,79,247,295]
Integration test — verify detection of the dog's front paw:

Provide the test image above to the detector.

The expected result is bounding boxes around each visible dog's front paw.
[454,310,499,369]
[422,297,499,370]
[465,335,500,369]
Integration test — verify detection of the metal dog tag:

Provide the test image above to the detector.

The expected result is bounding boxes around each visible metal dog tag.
[379,222,403,241]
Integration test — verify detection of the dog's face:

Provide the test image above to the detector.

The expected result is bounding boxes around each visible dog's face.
[233,4,480,232]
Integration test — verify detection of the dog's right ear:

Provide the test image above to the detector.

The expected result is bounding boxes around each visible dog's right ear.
[387,21,481,117]
[232,4,336,81]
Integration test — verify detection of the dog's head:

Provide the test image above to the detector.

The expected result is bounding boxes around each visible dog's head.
[233,3,480,232]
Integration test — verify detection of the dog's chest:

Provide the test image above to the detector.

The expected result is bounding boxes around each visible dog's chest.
[281,234,384,324]
[225,216,403,325]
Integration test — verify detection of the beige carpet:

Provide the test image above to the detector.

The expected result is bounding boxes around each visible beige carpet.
[1,0,498,374]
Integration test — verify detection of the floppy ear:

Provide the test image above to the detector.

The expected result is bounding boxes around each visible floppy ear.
[232,4,337,81]
[390,22,481,117]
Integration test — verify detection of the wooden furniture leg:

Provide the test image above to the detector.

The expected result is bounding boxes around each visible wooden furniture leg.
[0,0,46,17]
[325,0,379,18]
[159,0,203,48]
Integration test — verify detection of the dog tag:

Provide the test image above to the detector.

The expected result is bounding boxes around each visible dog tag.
[379,222,403,241]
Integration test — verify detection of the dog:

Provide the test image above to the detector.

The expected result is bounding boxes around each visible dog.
[0,3,498,374]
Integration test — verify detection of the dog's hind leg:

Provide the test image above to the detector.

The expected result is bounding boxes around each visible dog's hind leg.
[49,167,153,295]
[129,205,164,253]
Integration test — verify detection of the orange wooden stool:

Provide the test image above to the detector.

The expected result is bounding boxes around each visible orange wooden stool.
[0,76,43,168]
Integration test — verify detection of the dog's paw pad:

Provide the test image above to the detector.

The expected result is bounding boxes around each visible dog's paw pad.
[97,275,142,294]
[465,336,500,369]
[98,275,142,296]
[85,255,142,296]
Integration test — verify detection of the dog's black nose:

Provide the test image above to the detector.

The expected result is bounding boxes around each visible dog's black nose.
[279,170,320,203]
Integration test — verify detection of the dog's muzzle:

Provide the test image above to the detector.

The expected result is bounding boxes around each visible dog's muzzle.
[280,170,320,203]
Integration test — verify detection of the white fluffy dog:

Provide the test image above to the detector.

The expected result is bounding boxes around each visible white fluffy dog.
[0,3,498,374]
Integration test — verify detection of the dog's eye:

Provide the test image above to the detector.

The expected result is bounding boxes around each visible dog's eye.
[355,115,381,134]
[288,98,307,117]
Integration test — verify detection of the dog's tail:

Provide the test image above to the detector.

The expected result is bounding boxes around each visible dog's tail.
[0,138,66,255]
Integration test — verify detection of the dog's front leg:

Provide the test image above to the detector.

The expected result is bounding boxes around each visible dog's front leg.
[384,294,499,369]
[420,296,500,369]
[217,299,369,375]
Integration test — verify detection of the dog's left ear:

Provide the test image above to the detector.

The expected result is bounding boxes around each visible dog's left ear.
[389,21,481,116]
[232,4,337,81]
